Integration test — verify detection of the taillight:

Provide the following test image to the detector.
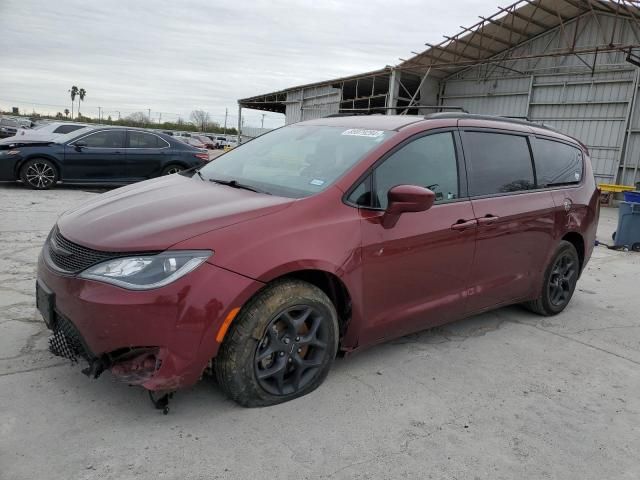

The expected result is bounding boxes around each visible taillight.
[194,153,209,161]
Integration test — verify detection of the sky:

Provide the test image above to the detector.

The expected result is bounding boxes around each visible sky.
[0,0,495,129]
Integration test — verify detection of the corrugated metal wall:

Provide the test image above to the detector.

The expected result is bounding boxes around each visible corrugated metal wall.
[285,85,340,124]
[440,12,640,186]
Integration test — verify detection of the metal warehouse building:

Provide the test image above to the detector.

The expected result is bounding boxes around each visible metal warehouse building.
[238,0,640,186]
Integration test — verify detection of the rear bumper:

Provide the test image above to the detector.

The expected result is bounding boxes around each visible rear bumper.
[37,251,263,390]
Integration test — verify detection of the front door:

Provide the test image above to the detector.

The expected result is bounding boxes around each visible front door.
[353,130,477,345]
[460,129,556,313]
[64,129,128,181]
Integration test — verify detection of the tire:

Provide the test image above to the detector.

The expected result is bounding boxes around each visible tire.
[160,164,185,176]
[524,240,580,316]
[19,158,58,190]
[215,279,339,407]
[632,243,640,253]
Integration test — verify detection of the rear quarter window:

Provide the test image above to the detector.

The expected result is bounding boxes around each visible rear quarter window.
[532,138,583,187]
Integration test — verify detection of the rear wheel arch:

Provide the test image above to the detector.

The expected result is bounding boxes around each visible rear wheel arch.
[561,231,585,272]
[160,163,187,176]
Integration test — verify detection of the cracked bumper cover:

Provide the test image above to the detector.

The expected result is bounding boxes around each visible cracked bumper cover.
[37,252,263,391]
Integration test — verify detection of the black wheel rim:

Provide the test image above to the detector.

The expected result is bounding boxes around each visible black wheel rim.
[254,305,329,396]
[547,253,577,307]
[26,162,55,188]
[165,166,182,175]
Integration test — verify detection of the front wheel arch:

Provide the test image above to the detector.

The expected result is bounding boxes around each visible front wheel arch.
[214,277,339,406]
[15,154,62,180]
[19,158,60,189]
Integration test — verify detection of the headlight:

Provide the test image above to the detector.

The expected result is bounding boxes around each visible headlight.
[79,250,212,290]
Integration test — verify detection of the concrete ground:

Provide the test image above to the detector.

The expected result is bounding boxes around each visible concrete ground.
[0,183,638,480]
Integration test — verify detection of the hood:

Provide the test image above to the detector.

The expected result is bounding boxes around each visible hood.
[57,174,295,251]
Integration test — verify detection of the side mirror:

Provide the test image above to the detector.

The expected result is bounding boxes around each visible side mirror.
[382,185,435,228]
[74,140,87,150]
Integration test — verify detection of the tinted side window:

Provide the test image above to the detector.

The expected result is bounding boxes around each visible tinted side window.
[82,130,125,148]
[373,132,459,209]
[129,131,160,148]
[463,131,534,196]
[53,125,84,134]
[532,138,583,187]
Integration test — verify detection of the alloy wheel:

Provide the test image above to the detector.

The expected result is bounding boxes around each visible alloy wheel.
[164,166,183,175]
[25,162,55,188]
[254,305,329,396]
[547,253,577,307]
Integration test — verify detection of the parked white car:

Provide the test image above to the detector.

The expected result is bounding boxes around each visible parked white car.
[0,121,89,144]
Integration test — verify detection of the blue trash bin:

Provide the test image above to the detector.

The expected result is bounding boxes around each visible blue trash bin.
[613,201,640,251]
[623,191,640,203]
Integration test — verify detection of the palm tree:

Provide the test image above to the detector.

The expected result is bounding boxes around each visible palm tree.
[69,86,78,118]
[77,88,86,118]
[64,108,69,118]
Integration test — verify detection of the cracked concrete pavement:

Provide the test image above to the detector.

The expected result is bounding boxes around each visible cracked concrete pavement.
[0,182,639,479]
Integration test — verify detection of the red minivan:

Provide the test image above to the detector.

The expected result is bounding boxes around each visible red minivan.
[37,113,599,408]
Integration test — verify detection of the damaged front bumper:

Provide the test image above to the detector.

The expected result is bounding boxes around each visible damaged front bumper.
[36,251,263,392]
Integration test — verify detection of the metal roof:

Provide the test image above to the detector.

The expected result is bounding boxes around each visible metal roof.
[239,0,640,111]
[399,0,640,77]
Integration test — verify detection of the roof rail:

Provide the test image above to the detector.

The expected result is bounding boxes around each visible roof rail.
[424,112,559,132]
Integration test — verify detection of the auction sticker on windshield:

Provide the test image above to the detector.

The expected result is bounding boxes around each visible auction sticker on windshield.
[341,129,385,138]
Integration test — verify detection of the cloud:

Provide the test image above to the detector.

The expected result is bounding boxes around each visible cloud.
[0,0,492,128]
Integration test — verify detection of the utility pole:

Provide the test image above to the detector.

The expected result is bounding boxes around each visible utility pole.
[158,112,162,124]
[97,106,102,123]
[148,108,151,126]
[261,113,266,129]
[223,108,228,135]
[116,111,121,120]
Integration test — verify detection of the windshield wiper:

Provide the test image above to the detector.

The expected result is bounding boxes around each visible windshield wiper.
[209,178,271,195]
[195,169,205,181]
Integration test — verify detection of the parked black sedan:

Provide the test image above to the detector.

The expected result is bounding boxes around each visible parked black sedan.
[0,126,210,189]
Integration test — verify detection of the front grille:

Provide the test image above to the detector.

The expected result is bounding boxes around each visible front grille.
[46,226,123,274]
[49,313,94,363]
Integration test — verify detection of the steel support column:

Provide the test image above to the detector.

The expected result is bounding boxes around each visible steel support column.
[237,105,242,145]
[387,69,398,115]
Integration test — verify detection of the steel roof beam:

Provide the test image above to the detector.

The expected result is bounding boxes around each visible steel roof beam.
[424,43,478,61]
[524,0,571,21]
[454,26,513,47]
[497,6,551,29]
[479,15,532,37]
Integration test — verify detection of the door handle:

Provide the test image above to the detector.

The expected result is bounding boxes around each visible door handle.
[451,219,478,231]
[477,214,500,226]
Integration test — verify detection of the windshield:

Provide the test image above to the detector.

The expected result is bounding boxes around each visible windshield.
[199,125,393,198]
[54,126,94,144]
